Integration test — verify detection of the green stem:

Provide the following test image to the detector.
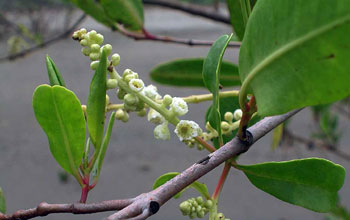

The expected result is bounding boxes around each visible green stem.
[239,0,249,27]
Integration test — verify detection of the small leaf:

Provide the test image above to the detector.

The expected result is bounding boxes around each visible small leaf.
[33,85,86,175]
[226,0,257,41]
[91,112,116,182]
[150,58,240,87]
[69,0,116,29]
[237,158,346,212]
[203,34,233,145]
[100,0,144,31]
[153,172,210,199]
[87,50,107,150]
[271,123,284,150]
[45,55,66,87]
[239,0,350,116]
[0,187,6,213]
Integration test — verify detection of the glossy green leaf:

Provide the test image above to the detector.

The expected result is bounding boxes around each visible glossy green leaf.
[45,55,66,87]
[153,172,210,199]
[100,0,144,31]
[0,187,6,213]
[150,58,240,87]
[237,158,346,212]
[33,85,86,175]
[69,0,116,29]
[91,112,116,182]
[87,50,107,150]
[203,34,233,145]
[226,0,256,41]
[239,0,350,117]
[205,96,261,148]
[271,123,284,150]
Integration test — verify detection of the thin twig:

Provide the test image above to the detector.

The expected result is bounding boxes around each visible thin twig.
[117,25,241,48]
[284,129,350,161]
[0,110,300,220]
[0,14,86,62]
[142,0,231,24]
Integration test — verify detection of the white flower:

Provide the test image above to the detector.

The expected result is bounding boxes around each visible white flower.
[147,108,165,124]
[154,122,170,140]
[129,79,144,92]
[143,85,161,100]
[174,120,202,141]
[233,109,243,120]
[170,97,188,116]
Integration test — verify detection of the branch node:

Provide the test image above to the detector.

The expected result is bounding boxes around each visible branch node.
[238,130,253,150]
[37,202,49,216]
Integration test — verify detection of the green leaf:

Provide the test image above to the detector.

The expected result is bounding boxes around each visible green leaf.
[100,0,144,31]
[0,187,6,213]
[33,85,86,175]
[239,0,350,117]
[91,112,116,182]
[226,0,256,41]
[150,58,240,87]
[271,123,284,150]
[87,50,107,150]
[203,34,233,145]
[153,172,210,199]
[69,0,116,29]
[45,55,66,87]
[237,158,346,212]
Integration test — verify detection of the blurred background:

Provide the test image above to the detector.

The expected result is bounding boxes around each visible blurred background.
[0,0,349,219]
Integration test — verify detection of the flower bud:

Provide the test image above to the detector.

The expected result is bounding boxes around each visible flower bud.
[80,39,88,46]
[196,197,204,205]
[162,94,172,106]
[95,33,104,45]
[204,200,213,208]
[137,108,147,117]
[111,53,120,66]
[89,52,100,61]
[154,122,170,140]
[115,109,125,120]
[124,72,138,83]
[135,100,145,111]
[117,88,127,100]
[224,112,234,122]
[90,61,99,70]
[107,79,118,89]
[197,210,205,218]
[233,109,243,120]
[129,79,144,92]
[90,44,100,52]
[121,111,129,122]
[143,84,160,100]
[215,213,225,220]
[124,93,138,105]
[179,201,191,216]
[221,121,230,132]
[148,108,165,124]
[88,30,97,40]
[102,44,112,56]
[81,47,91,56]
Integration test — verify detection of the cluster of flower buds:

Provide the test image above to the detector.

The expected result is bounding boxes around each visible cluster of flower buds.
[201,109,243,142]
[72,28,120,70]
[179,197,213,219]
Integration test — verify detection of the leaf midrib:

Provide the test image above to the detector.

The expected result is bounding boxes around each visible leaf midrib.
[52,89,77,173]
[239,14,350,108]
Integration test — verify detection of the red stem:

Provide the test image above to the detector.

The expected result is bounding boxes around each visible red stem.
[212,162,231,201]
[80,175,90,203]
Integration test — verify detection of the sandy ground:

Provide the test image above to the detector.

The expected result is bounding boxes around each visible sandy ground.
[0,7,349,220]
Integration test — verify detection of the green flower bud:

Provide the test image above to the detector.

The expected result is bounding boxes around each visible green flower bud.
[105,94,110,106]
[90,61,99,70]
[80,39,88,46]
[190,210,197,219]
[162,94,173,106]
[88,30,97,40]
[196,197,204,205]
[196,206,202,212]
[102,44,113,56]
[204,200,213,209]
[91,44,100,52]
[81,47,91,56]
[197,210,205,218]
[95,33,104,45]
[179,201,191,215]
[117,88,127,100]
[89,52,100,61]
[124,103,137,111]
[124,93,138,105]
[137,108,147,117]
[115,109,125,120]
[224,112,234,122]
[135,100,145,111]
[111,53,120,66]
[124,72,138,83]
[80,28,87,34]
[107,79,118,89]
[121,111,129,123]
[233,109,243,121]
[221,121,230,132]
[123,68,133,77]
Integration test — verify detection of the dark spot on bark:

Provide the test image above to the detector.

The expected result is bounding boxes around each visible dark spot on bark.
[149,201,160,214]
[196,155,211,165]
